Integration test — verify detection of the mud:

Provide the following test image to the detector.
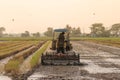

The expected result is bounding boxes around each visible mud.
[0,56,13,74]
[28,41,120,80]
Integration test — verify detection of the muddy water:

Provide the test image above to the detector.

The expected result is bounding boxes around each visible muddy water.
[28,65,96,80]
[19,53,33,74]
[28,41,120,80]
[0,56,13,74]
[82,59,120,73]
[0,75,12,80]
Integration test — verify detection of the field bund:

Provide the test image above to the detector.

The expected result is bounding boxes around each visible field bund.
[0,41,50,80]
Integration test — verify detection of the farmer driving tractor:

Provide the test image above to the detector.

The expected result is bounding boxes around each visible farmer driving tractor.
[41,29,80,65]
[57,32,65,53]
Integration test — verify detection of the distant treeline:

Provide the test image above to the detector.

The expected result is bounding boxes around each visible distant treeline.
[44,23,120,37]
[0,23,120,37]
[0,28,41,37]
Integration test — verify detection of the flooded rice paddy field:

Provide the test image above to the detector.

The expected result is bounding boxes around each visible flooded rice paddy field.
[28,41,120,80]
[0,41,120,80]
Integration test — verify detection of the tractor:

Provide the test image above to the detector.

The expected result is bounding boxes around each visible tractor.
[41,29,80,65]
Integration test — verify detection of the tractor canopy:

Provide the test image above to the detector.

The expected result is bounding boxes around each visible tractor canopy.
[54,29,68,32]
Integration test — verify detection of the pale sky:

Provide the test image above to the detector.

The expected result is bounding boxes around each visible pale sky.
[0,0,120,33]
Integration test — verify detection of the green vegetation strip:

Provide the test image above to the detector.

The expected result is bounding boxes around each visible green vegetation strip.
[30,41,50,68]
[71,37,120,48]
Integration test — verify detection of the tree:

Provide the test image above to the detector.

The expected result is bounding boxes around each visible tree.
[21,31,30,37]
[65,24,72,33]
[71,27,76,36]
[32,32,40,37]
[44,27,53,37]
[0,27,5,37]
[65,25,81,37]
[103,30,110,37]
[74,27,81,37]
[90,23,105,37]
[110,23,120,37]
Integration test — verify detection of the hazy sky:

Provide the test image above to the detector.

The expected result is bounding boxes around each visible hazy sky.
[0,0,120,33]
